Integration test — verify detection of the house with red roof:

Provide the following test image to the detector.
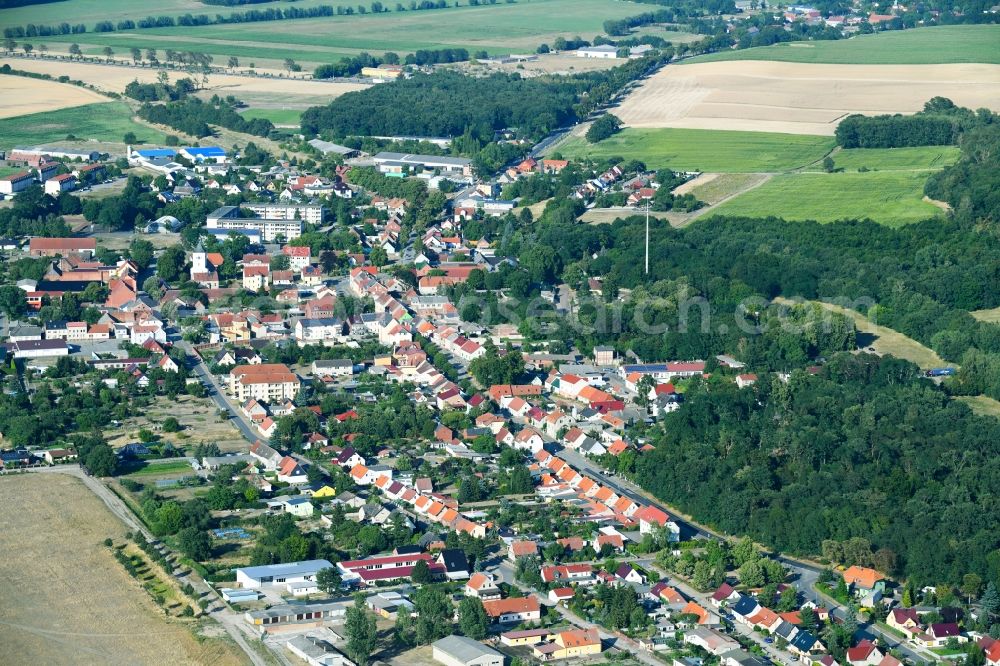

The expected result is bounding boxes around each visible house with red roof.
[508,540,538,561]
[846,640,883,666]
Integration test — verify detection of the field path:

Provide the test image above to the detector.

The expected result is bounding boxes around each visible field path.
[18,466,269,666]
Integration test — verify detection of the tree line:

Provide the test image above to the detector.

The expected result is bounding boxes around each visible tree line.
[138,96,274,138]
[2,0,511,39]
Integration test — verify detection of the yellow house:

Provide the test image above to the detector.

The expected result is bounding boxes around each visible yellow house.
[310,485,337,499]
[533,629,602,661]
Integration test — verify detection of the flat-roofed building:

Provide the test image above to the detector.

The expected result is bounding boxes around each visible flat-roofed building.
[373,152,472,177]
[235,559,333,589]
[207,205,302,242]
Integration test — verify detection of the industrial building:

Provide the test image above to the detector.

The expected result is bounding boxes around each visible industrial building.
[235,559,333,589]
[373,152,472,177]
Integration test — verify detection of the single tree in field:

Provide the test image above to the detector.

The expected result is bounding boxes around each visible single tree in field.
[146,47,157,63]
[2,38,15,54]
[228,56,239,71]
[102,46,114,62]
[22,43,33,56]
[130,47,141,63]
[69,43,82,59]
[284,58,296,73]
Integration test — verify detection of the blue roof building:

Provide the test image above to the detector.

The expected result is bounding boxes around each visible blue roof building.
[135,148,177,159]
[180,146,227,162]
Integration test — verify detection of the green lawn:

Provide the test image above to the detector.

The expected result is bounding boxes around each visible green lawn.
[686,25,1000,65]
[809,146,961,172]
[23,0,641,66]
[0,102,163,151]
[552,128,836,173]
[240,108,302,126]
[710,171,943,226]
[123,459,194,478]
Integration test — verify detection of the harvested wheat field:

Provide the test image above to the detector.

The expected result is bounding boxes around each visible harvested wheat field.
[0,473,245,666]
[0,74,110,120]
[1,57,368,106]
[616,61,1000,135]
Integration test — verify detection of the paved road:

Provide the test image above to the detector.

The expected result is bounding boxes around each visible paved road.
[180,341,261,443]
[494,560,664,666]
[20,466,269,666]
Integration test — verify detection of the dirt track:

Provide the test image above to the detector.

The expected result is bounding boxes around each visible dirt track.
[616,61,1000,135]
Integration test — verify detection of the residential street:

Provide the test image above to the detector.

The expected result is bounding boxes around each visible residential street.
[179,340,261,444]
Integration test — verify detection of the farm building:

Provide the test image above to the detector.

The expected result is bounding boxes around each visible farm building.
[44,174,77,196]
[432,635,504,666]
[0,171,36,195]
[12,146,101,162]
[28,237,96,258]
[235,559,333,589]
[373,152,472,177]
[576,45,619,59]
[308,139,360,158]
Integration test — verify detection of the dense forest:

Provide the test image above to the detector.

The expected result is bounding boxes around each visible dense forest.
[301,71,580,140]
[836,97,997,148]
[926,123,1000,221]
[633,353,1000,586]
[302,55,667,141]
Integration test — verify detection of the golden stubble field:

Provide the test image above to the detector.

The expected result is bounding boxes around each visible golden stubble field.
[0,57,368,106]
[0,473,246,666]
[616,60,1000,135]
[0,74,110,119]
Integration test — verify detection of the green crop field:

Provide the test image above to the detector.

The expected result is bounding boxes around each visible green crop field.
[686,25,1000,65]
[552,128,836,173]
[14,0,642,67]
[709,171,943,226]
[809,146,961,172]
[240,108,302,126]
[0,102,163,151]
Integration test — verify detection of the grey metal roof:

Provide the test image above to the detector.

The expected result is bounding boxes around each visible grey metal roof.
[432,635,503,662]
[373,152,471,167]
[237,559,332,580]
